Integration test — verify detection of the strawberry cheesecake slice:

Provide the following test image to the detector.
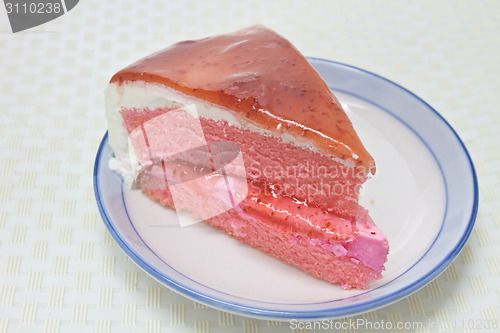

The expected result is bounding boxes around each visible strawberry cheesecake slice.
[105,25,388,289]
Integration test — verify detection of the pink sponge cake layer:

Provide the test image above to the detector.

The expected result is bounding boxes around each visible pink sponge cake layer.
[105,25,389,289]
[117,106,388,289]
[121,107,369,219]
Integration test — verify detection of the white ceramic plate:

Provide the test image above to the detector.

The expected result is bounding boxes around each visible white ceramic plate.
[94,58,478,320]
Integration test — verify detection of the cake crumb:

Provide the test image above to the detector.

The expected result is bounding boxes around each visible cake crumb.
[341,283,351,290]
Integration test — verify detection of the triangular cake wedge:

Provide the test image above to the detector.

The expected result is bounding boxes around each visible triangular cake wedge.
[105,25,388,289]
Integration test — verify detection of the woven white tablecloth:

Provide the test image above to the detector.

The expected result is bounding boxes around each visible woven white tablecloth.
[1,1,499,332]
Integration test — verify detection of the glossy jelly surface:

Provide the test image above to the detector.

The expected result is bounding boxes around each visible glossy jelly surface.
[111,25,375,173]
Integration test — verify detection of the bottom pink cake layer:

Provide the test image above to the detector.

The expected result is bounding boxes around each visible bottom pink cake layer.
[144,185,387,289]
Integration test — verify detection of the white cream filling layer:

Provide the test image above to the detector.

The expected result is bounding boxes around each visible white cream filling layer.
[105,81,351,180]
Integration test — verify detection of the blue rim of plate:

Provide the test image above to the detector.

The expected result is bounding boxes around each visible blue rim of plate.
[94,58,479,320]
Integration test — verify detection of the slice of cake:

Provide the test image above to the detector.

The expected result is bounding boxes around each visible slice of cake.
[105,25,388,289]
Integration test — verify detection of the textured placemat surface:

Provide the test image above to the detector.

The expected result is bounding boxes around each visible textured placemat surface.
[1,1,499,332]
